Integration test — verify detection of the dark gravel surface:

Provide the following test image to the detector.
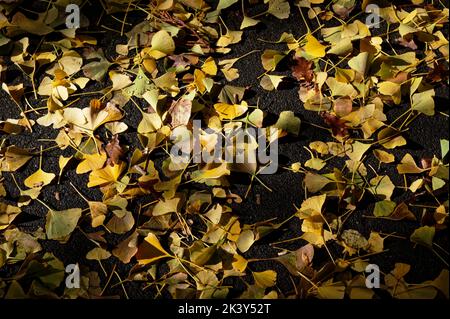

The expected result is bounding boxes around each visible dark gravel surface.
[0,1,448,298]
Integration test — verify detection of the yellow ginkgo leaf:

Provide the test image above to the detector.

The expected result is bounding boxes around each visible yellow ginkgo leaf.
[87,162,126,188]
[261,50,285,72]
[58,155,72,181]
[373,149,395,164]
[46,208,82,241]
[0,203,21,230]
[1,146,32,172]
[397,153,425,174]
[214,101,248,120]
[191,162,230,181]
[152,197,181,216]
[86,247,111,261]
[232,254,248,273]
[193,69,207,93]
[76,152,107,174]
[24,169,56,189]
[253,270,277,288]
[149,30,175,58]
[89,201,108,227]
[201,57,217,76]
[346,141,371,162]
[298,194,327,216]
[304,34,326,58]
[221,67,239,82]
[240,15,260,29]
[136,232,171,265]
[64,103,123,133]
[137,112,163,134]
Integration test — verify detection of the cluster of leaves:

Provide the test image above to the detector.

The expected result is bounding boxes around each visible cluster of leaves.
[0,0,448,299]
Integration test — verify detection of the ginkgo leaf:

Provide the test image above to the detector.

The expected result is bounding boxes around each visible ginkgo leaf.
[237,229,255,253]
[1,146,32,172]
[268,0,290,19]
[83,49,113,81]
[276,244,314,275]
[216,0,238,10]
[64,103,123,133]
[378,81,401,104]
[373,200,397,217]
[431,269,449,299]
[317,281,346,299]
[253,270,277,288]
[201,57,217,76]
[368,232,385,253]
[214,102,248,120]
[261,50,285,71]
[105,121,128,135]
[86,247,111,261]
[221,67,240,81]
[298,194,326,216]
[10,12,53,36]
[411,89,435,116]
[0,202,21,230]
[368,175,395,200]
[232,254,248,273]
[88,162,127,188]
[304,172,332,193]
[113,231,139,264]
[137,112,163,134]
[241,16,260,29]
[89,201,108,227]
[136,232,171,265]
[190,243,217,266]
[348,52,370,75]
[217,30,243,47]
[432,177,445,191]
[304,34,326,58]
[347,141,370,162]
[373,149,395,164]
[76,152,107,174]
[440,139,449,158]
[326,77,357,98]
[46,208,82,241]
[153,71,179,96]
[388,202,416,221]
[247,109,264,127]
[58,156,72,180]
[260,74,284,91]
[24,169,55,189]
[58,50,83,76]
[409,178,424,193]
[148,30,175,59]
[110,71,132,91]
[168,98,192,127]
[218,85,246,104]
[410,226,435,248]
[305,157,326,170]
[274,111,301,136]
[152,197,181,216]
[106,210,134,234]
[123,68,156,98]
[191,162,230,181]
[0,0,447,300]
[397,154,425,174]
[378,127,407,149]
